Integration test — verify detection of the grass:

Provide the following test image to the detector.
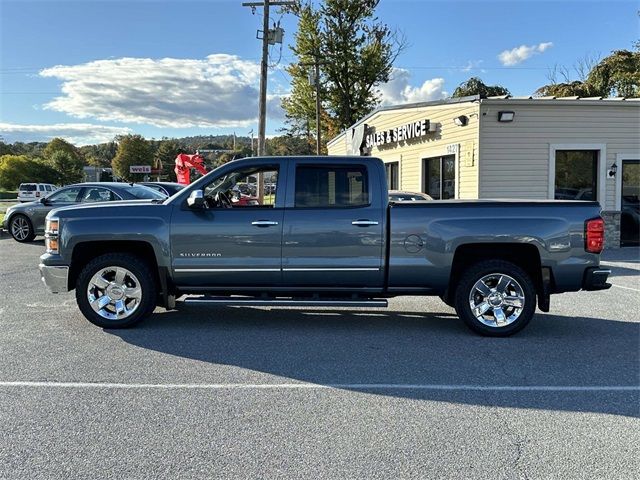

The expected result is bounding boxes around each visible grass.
[0,201,18,227]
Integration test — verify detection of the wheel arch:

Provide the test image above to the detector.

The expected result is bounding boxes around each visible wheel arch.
[445,243,550,306]
[69,240,162,293]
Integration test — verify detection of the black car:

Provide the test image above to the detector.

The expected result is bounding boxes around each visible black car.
[139,182,185,197]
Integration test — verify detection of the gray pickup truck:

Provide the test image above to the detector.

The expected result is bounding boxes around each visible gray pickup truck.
[39,156,610,336]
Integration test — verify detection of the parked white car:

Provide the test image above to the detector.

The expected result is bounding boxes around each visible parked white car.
[17,183,57,202]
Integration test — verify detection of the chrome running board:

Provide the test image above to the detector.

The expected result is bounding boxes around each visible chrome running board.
[181,296,388,308]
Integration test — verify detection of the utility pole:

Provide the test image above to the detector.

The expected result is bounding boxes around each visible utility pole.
[302,56,328,155]
[242,1,295,157]
[314,61,321,155]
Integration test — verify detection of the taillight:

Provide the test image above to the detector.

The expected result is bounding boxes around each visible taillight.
[585,218,605,253]
[36,191,40,197]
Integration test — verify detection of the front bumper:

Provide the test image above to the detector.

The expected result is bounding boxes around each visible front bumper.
[582,267,612,291]
[39,264,69,293]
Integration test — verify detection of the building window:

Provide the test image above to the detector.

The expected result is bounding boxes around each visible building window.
[554,150,598,201]
[423,155,455,200]
[385,162,399,190]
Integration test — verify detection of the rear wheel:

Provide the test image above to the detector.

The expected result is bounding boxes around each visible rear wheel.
[454,260,536,336]
[9,214,36,242]
[75,253,157,328]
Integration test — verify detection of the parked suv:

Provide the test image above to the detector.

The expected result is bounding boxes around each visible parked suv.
[18,183,57,202]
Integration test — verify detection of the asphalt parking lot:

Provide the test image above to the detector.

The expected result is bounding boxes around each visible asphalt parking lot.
[0,235,638,479]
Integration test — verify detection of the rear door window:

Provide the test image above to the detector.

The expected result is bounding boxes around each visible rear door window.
[20,184,36,192]
[81,187,118,202]
[294,165,369,208]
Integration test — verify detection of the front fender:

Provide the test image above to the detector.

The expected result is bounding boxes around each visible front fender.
[59,215,171,269]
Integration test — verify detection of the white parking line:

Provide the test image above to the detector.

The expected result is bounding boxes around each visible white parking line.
[0,381,637,391]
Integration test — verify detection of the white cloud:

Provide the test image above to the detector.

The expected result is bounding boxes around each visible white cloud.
[462,60,484,72]
[498,42,553,66]
[378,68,447,106]
[0,123,131,146]
[39,54,285,128]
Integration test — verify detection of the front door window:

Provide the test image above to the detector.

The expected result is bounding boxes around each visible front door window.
[203,165,278,208]
[423,155,455,200]
[47,187,82,204]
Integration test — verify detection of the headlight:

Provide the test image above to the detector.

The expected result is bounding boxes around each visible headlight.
[45,217,59,254]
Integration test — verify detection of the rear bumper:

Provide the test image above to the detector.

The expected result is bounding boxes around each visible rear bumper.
[582,267,612,291]
[39,264,69,293]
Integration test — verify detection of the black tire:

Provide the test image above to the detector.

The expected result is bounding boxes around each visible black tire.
[454,260,536,337]
[75,253,157,328]
[9,214,36,242]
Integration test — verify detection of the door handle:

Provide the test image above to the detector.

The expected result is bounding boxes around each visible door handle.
[251,220,279,227]
[352,220,379,226]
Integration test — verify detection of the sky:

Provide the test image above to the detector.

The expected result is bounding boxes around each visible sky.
[0,0,638,146]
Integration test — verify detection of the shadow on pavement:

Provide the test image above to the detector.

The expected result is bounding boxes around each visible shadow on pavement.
[109,306,640,417]
[602,247,640,262]
[605,264,640,278]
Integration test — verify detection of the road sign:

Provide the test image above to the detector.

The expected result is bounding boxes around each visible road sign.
[129,165,151,174]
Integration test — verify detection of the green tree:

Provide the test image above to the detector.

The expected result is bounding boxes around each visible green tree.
[266,135,314,156]
[0,155,58,189]
[0,142,13,156]
[284,0,404,141]
[214,145,253,167]
[47,150,85,185]
[535,80,592,97]
[452,77,510,98]
[43,137,83,162]
[536,49,640,98]
[80,141,117,167]
[154,139,183,181]
[282,3,332,150]
[586,50,640,97]
[112,134,153,182]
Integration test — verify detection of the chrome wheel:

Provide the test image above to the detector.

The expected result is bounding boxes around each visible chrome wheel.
[11,216,30,241]
[468,273,525,328]
[87,267,142,320]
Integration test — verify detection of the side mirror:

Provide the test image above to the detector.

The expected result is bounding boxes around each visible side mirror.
[40,197,49,205]
[187,189,205,208]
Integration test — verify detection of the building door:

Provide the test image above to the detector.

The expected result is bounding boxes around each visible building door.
[423,155,455,199]
[621,159,640,247]
[385,162,399,190]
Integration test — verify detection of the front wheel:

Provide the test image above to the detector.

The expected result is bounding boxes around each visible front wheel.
[9,214,36,242]
[75,253,157,328]
[454,260,536,337]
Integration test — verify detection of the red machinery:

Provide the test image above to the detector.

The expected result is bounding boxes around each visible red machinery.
[174,153,208,185]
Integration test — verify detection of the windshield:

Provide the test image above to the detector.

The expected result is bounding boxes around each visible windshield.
[121,185,167,200]
[19,184,36,191]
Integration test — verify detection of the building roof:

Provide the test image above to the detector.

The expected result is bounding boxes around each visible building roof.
[327,94,640,147]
